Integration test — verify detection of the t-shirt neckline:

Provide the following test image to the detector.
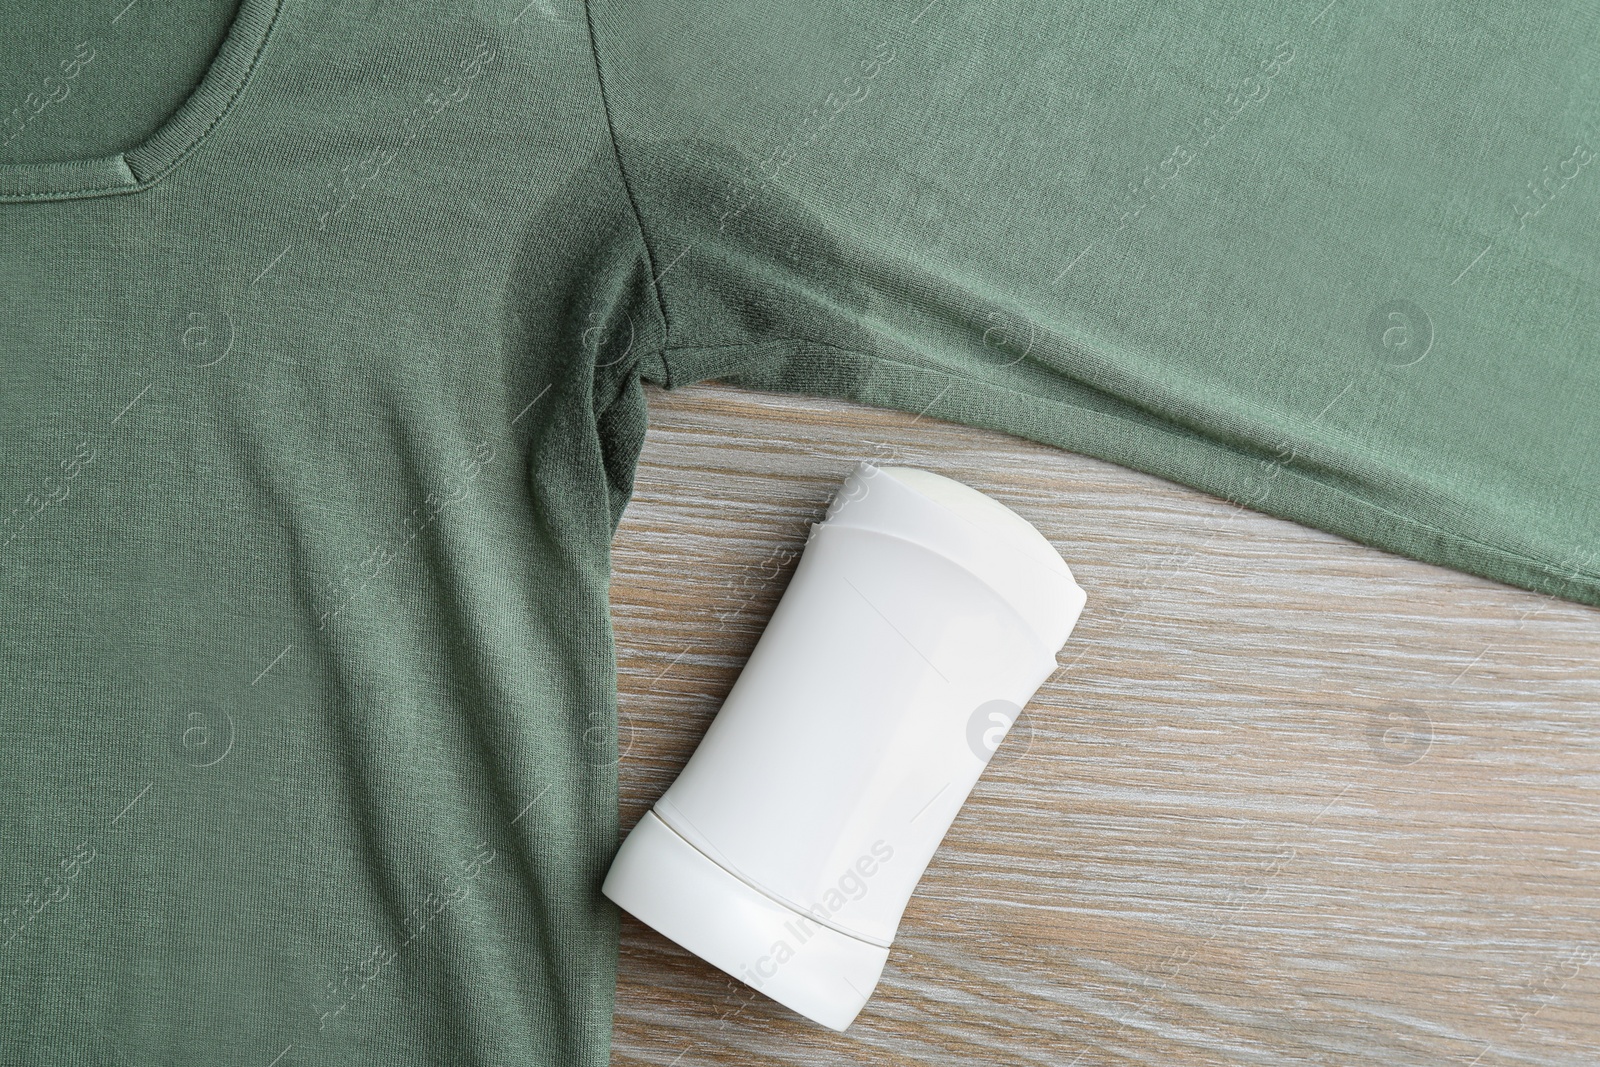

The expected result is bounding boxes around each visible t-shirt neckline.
[0,0,284,204]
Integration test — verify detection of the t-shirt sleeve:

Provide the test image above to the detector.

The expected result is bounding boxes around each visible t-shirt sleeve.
[586,0,1600,608]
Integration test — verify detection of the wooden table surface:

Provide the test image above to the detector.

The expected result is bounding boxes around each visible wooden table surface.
[606,381,1600,1067]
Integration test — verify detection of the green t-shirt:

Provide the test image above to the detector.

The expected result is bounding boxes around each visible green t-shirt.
[2,0,1595,1063]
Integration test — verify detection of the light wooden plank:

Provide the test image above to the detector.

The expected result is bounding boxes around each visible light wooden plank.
[609,382,1600,1067]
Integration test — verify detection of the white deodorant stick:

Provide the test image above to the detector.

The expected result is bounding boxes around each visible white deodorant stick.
[602,461,1086,1030]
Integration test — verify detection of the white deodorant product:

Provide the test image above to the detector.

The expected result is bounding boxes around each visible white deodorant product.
[602,461,1086,1030]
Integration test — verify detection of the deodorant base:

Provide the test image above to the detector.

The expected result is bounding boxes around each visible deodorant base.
[602,810,890,1031]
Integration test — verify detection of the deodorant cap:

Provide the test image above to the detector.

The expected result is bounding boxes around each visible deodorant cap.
[823,462,1085,653]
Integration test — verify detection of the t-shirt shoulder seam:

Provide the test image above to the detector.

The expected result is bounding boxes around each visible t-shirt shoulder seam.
[579,0,671,346]
[654,335,867,387]
[661,334,1600,603]
[887,347,1597,585]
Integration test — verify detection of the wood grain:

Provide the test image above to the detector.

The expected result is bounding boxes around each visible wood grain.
[607,381,1600,1067]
